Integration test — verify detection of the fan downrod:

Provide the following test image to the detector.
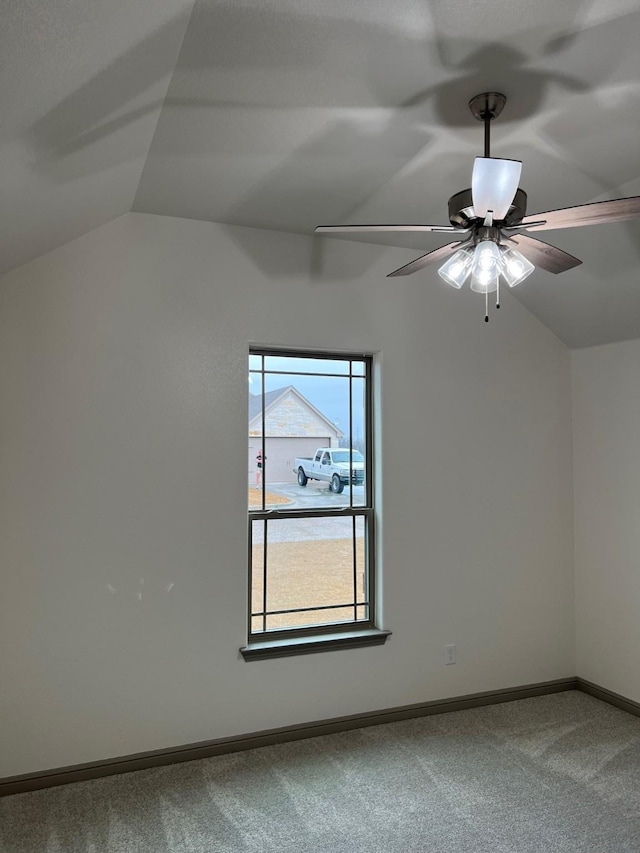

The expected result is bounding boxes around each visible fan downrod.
[469,92,506,159]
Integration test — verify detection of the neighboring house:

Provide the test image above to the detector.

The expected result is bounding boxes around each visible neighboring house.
[248,386,343,483]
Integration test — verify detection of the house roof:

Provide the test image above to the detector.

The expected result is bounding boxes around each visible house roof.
[248,387,287,423]
[3,1,640,348]
[249,386,343,437]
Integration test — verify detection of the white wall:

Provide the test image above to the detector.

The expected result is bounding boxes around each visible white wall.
[572,339,640,703]
[0,213,575,778]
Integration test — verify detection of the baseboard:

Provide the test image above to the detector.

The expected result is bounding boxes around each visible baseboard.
[0,677,577,797]
[6,676,638,798]
[576,677,640,718]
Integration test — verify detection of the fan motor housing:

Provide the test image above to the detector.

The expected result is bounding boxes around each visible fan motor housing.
[448,187,528,229]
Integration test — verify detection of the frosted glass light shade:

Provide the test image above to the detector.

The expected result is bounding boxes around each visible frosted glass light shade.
[470,240,502,293]
[470,270,499,293]
[471,157,522,220]
[501,246,535,287]
[438,248,473,288]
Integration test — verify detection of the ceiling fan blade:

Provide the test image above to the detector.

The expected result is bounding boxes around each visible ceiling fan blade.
[521,196,640,232]
[472,158,522,221]
[505,234,581,274]
[315,224,465,234]
[387,241,464,277]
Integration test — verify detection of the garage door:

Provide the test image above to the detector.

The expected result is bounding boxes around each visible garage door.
[248,437,330,483]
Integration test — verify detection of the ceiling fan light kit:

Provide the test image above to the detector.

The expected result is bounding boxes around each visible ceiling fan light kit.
[437,247,473,289]
[469,240,502,294]
[316,92,640,322]
[500,245,535,287]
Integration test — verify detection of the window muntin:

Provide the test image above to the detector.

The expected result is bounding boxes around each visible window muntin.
[248,349,374,639]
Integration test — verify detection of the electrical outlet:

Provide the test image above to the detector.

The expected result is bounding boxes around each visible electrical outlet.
[445,644,456,665]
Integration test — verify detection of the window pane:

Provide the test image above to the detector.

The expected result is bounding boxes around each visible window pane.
[347,376,367,507]
[263,356,350,375]
[250,516,367,633]
[248,388,265,507]
[355,516,368,619]
[249,373,364,510]
[250,518,267,632]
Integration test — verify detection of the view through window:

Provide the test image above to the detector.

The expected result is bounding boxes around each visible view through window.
[248,349,374,638]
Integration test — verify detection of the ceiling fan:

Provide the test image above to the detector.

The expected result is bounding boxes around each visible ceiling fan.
[315,92,640,321]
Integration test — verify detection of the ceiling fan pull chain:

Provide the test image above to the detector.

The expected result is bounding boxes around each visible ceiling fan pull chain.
[496,276,501,309]
[485,289,489,322]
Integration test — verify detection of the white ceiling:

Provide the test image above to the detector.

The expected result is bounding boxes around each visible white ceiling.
[3,0,640,348]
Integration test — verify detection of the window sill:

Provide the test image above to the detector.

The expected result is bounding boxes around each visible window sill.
[240,628,391,661]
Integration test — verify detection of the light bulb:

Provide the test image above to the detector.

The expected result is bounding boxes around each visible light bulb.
[438,248,473,289]
[501,246,535,287]
[470,241,502,293]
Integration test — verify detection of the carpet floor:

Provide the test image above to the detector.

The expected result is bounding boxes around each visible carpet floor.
[2,691,640,852]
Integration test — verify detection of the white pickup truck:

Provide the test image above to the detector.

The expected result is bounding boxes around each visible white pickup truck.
[294,448,365,494]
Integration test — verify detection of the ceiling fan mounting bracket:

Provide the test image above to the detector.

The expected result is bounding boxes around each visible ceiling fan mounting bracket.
[468,92,507,122]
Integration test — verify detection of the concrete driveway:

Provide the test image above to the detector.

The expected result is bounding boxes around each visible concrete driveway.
[267,480,366,510]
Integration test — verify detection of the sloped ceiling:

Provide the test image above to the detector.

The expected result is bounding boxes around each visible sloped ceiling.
[3,0,640,348]
[0,1,194,273]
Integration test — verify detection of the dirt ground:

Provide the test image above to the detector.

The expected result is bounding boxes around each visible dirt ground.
[248,487,291,508]
[251,537,366,631]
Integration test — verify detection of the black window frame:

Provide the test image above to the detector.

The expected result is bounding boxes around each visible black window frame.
[242,347,389,659]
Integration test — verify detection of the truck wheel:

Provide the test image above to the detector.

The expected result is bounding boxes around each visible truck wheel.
[331,474,344,494]
[297,468,308,487]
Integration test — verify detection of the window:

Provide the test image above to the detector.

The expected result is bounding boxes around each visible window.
[242,349,389,659]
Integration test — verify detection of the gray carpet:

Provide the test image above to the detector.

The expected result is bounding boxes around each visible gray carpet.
[2,691,640,852]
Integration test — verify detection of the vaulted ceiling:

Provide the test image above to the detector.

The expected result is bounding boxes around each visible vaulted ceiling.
[3,0,640,348]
